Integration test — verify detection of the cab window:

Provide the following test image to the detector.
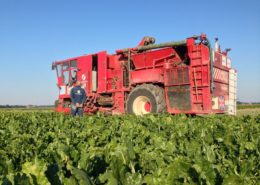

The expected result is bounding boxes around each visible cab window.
[56,64,62,77]
[71,60,77,68]
[62,62,69,70]
[63,70,69,84]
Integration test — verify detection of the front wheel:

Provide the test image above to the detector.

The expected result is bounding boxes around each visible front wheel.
[126,84,166,115]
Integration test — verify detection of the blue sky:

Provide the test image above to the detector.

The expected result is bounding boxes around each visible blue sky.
[0,0,259,105]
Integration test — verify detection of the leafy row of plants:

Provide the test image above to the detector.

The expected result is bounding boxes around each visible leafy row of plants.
[0,112,259,185]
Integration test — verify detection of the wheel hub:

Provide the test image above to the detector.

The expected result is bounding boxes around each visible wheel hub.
[133,96,151,115]
[144,102,151,112]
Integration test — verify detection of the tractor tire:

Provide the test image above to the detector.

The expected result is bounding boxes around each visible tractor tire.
[126,84,166,115]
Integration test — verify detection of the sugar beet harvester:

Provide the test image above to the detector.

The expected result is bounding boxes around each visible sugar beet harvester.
[52,34,237,115]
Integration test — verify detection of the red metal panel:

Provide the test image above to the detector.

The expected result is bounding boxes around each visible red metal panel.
[108,55,121,69]
[213,67,229,83]
[212,52,230,112]
[164,67,190,86]
[106,69,123,91]
[131,48,177,69]
[214,51,230,68]
[130,68,164,84]
[201,66,207,85]
[77,55,92,95]
[112,92,125,114]
[214,83,228,96]
[187,40,212,113]
[97,51,107,93]
[164,66,192,112]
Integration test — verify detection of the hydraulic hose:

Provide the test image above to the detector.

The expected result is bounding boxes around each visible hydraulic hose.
[116,40,187,54]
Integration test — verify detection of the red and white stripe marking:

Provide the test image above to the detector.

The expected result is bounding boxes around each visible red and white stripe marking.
[213,68,228,83]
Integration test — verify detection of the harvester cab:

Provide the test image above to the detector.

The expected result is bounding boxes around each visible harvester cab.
[52,60,77,86]
[52,59,79,107]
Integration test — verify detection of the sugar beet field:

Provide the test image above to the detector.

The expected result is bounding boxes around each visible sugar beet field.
[0,111,259,185]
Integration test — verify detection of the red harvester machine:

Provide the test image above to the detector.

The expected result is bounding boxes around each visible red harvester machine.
[52,34,237,115]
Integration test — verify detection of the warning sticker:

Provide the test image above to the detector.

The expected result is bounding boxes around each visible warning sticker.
[219,96,225,110]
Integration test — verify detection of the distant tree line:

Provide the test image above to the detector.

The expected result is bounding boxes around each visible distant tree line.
[0,105,26,108]
[0,105,53,108]
[237,101,260,104]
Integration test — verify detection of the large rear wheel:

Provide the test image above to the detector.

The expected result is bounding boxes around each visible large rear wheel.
[126,84,166,115]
